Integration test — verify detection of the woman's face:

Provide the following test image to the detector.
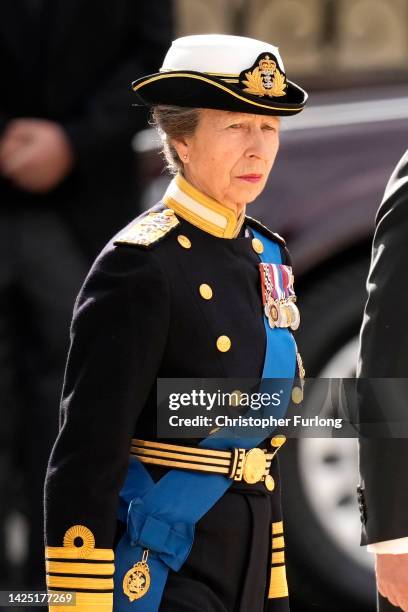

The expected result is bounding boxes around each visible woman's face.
[174,108,280,211]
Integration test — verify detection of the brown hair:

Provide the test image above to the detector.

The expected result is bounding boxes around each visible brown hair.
[151,105,201,175]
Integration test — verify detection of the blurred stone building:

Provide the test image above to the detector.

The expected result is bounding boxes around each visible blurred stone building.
[175,0,408,88]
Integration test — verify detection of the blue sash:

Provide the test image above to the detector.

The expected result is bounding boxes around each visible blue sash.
[114,229,297,610]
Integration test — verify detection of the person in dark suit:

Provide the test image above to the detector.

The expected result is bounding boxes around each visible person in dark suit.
[43,34,308,611]
[0,0,173,588]
[357,150,408,611]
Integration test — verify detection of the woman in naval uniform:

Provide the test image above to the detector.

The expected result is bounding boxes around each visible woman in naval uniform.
[43,34,308,612]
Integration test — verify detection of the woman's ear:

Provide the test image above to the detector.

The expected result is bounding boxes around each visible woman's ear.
[171,138,190,164]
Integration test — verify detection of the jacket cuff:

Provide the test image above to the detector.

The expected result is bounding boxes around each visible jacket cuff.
[45,525,114,611]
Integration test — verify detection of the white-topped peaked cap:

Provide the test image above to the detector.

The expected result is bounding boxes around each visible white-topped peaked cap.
[132,34,307,116]
[160,34,286,75]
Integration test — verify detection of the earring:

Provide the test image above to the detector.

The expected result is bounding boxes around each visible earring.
[183,154,188,161]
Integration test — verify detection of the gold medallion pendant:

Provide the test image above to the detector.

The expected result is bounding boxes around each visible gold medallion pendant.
[123,550,151,602]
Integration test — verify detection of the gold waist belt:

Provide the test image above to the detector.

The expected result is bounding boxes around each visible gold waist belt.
[130,438,285,487]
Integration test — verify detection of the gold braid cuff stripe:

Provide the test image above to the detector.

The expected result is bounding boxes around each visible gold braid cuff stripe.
[48,590,113,612]
[46,561,115,576]
[46,575,114,590]
[45,546,114,561]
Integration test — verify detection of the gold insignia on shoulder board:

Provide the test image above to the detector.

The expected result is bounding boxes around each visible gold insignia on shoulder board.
[114,210,179,248]
[240,53,287,98]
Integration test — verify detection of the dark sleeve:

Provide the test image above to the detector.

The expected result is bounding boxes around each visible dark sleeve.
[62,0,174,174]
[43,243,170,610]
[0,113,9,135]
[357,150,408,544]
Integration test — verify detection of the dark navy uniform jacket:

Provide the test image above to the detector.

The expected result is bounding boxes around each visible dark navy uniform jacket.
[44,174,301,612]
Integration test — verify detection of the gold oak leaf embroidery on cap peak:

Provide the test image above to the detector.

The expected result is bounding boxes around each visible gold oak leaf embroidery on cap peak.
[242,55,287,98]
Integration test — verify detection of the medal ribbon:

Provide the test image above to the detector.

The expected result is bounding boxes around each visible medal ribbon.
[280,265,295,299]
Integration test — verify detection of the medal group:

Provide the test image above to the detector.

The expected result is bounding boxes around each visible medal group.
[259,263,300,331]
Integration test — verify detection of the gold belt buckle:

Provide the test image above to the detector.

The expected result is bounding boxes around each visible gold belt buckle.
[232,448,267,484]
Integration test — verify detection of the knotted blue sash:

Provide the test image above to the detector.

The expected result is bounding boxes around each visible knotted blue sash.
[114,229,297,610]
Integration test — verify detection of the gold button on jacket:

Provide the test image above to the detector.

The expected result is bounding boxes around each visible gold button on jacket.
[199,283,213,300]
[216,335,232,352]
[177,234,192,249]
[252,237,264,254]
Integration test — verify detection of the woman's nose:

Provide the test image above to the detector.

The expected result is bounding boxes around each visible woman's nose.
[246,133,272,160]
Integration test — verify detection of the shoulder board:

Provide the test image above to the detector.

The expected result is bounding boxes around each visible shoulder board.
[245,215,286,247]
[114,209,179,248]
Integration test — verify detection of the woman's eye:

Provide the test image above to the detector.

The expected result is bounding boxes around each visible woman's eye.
[262,125,276,131]
[228,123,243,129]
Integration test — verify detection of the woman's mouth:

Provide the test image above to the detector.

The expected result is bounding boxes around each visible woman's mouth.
[237,174,263,183]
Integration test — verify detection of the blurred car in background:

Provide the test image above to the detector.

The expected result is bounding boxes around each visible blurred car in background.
[134,83,408,611]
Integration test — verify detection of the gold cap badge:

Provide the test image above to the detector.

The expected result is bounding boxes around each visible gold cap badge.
[239,53,287,98]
